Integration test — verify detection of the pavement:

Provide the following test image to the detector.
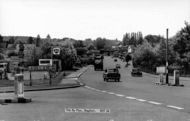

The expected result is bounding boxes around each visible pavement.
[0,66,89,103]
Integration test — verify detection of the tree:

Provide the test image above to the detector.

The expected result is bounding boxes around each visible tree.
[122,33,130,46]
[133,41,158,71]
[57,47,77,70]
[155,38,175,66]
[46,34,51,40]
[87,44,96,50]
[40,41,77,70]
[8,37,14,44]
[173,22,190,73]
[0,35,3,48]
[76,47,87,56]
[144,35,164,47]
[0,53,4,60]
[28,37,34,44]
[123,32,144,46]
[125,54,132,64]
[29,48,42,66]
[36,34,41,47]
[95,37,106,50]
[0,35,3,43]
[73,40,85,48]
[41,42,52,59]
[18,42,24,58]
[84,38,93,47]
[173,22,190,58]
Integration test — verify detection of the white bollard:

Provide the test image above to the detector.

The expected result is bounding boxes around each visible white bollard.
[14,74,24,98]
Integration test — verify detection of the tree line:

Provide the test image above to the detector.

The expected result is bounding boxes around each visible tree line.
[126,22,190,75]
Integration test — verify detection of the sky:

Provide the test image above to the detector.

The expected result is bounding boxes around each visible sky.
[0,0,190,40]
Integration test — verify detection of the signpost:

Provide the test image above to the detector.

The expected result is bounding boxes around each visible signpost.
[53,47,60,55]
[28,65,56,72]
[156,66,166,74]
[156,66,166,85]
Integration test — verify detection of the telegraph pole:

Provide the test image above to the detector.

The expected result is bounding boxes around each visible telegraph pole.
[49,46,53,85]
[166,28,169,84]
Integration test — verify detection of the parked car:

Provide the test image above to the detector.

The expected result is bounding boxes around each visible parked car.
[131,68,142,77]
[103,68,121,82]
[114,58,117,62]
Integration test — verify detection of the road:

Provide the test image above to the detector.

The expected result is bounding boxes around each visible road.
[81,56,190,112]
[0,56,190,121]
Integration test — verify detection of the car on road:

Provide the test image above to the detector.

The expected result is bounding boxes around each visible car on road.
[114,58,117,62]
[103,68,121,82]
[131,68,142,77]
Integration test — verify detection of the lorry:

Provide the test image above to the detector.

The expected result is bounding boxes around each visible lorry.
[94,55,103,71]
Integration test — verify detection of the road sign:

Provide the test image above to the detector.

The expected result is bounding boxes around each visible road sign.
[156,66,166,74]
[128,46,132,53]
[53,47,60,55]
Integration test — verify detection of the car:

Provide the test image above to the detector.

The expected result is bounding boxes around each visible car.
[103,68,121,82]
[114,59,117,62]
[116,64,121,69]
[131,68,142,77]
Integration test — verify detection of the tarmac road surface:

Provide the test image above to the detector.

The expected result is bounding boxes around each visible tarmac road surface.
[0,56,190,121]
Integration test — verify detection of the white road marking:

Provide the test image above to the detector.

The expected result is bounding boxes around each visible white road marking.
[115,94,125,97]
[72,77,78,80]
[94,89,101,92]
[85,86,98,91]
[84,86,185,111]
[167,105,184,110]
[85,86,91,89]
[148,101,162,105]
[136,99,147,102]
[109,119,114,121]
[147,120,153,121]
[107,92,115,95]
[125,96,136,100]
[65,108,110,113]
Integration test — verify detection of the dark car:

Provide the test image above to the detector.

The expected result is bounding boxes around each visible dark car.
[131,68,142,77]
[103,68,121,82]
[114,58,117,62]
